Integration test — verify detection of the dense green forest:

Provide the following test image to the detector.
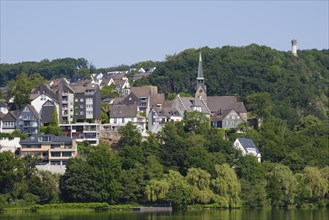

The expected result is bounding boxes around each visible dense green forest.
[135,45,329,122]
[1,114,328,209]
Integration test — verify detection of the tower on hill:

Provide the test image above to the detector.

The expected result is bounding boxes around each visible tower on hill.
[291,39,297,57]
[195,52,207,103]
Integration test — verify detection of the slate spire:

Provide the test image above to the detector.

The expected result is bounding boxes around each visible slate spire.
[197,52,204,81]
[195,52,207,103]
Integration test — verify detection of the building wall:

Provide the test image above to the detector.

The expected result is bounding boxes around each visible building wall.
[221,111,243,129]
[31,94,53,114]
[0,137,21,153]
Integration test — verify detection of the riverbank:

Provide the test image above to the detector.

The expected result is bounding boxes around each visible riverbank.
[2,203,138,213]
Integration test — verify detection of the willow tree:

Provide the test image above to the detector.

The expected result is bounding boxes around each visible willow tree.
[212,164,241,208]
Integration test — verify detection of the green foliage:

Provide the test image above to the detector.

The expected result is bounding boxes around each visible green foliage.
[183,111,210,135]
[0,58,90,87]
[212,164,241,208]
[101,112,109,123]
[117,122,142,148]
[40,126,64,136]
[50,107,59,127]
[6,73,46,110]
[266,164,297,207]
[101,85,118,99]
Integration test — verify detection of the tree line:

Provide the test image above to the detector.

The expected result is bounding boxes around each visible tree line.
[1,111,328,209]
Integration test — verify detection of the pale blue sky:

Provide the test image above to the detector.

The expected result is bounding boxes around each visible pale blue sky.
[1,1,328,68]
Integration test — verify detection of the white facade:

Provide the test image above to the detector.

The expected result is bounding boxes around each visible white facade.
[31,93,54,114]
[0,137,21,153]
[0,106,8,115]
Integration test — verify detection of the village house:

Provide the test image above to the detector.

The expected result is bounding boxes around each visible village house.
[16,104,41,135]
[234,138,261,162]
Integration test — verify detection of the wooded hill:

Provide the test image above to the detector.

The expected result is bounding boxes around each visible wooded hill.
[135,45,329,123]
[1,44,328,123]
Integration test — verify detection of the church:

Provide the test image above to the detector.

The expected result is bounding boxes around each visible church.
[148,52,248,133]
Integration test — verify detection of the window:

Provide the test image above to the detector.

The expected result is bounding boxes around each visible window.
[114,118,117,124]
[122,118,124,123]
[80,105,84,108]
[62,152,72,157]
[80,111,84,115]
[80,98,84,102]
[51,152,61,157]
[75,98,78,102]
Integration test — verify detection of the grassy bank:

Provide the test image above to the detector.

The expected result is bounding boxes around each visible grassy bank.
[3,203,139,213]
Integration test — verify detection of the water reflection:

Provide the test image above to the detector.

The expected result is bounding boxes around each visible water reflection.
[0,208,328,220]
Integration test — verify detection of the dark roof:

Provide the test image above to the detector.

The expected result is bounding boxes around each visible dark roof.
[110,104,138,118]
[237,138,260,154]
[1,111,18,122]
[20,134,72,145]
[119,93,140,106]
[0,102,7,108]
[26,104,40,120]
[0,112,5,119]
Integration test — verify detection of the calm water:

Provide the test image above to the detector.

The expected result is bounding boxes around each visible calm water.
[0,209,328,220]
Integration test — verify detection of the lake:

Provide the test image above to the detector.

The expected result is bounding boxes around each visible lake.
[0,208,328,220]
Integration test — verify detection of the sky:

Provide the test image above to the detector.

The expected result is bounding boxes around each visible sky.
[1,0,328,68]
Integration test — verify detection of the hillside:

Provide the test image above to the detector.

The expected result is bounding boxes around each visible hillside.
[137,45,329,122]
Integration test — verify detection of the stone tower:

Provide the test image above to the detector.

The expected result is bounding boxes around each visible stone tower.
[291,39,297,57]
[195,52,207,103]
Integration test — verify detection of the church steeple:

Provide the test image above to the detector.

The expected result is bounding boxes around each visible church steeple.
[195,52,207,103]
[197,52,204,81]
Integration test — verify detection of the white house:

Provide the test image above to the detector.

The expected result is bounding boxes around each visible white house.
[234,138,261,162]
[30,93,57,115]
[109,104,146,135]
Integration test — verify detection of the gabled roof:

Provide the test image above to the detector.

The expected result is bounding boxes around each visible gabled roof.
[150,94,165,108]
[0,112,5,120]
[118,92,140,106]
[1,111,19,121]
[237,138,260,154]
[178,96,211,114]
[112,98,124,105]
[207,96,237,113]
[100,78,114,86]
[211,109,239,122]
[24,105,40,120]
[113,79,127,86]
[207,96,247,113]
[130,86,158,98]
[73,83,98,93]
[110,104,138,118]
[153,106,181,118]
[20,134,72,144]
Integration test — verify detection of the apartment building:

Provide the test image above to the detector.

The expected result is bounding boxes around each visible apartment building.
[19,134,77,174]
